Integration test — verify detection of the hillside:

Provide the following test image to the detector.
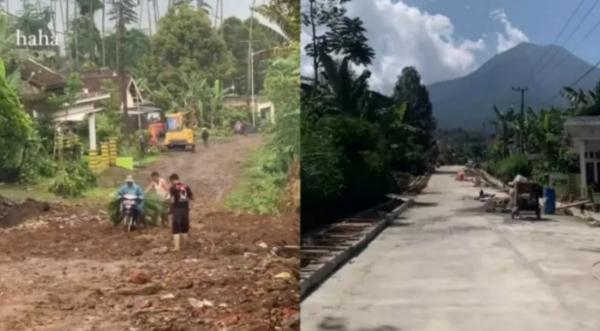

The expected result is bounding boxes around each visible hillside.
[430,42,600,130]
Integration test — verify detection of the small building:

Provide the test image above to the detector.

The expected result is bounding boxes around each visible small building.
[564,116,600,197]
[19,59,161,151]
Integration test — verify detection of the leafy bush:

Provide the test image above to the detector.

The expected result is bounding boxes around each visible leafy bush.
[488,154,532,183]
[49,160,96,197]
[226,147,287,215]
[220,106,249,129]
[107,192,167,226]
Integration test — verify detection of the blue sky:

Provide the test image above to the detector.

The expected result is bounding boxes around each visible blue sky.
[313,0,600,92]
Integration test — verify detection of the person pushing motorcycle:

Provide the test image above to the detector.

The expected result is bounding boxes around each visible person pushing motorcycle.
[117,175,145,226]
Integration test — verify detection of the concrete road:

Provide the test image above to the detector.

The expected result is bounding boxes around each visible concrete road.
[302,166,600,331]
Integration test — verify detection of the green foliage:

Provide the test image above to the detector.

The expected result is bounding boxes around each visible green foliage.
[221,106,250,129]
[17,140,56,184]
[220,16,285,95]
[437,129,487,166]
[104,29,151,72]
[254,0,301,42]
[226,147,287,215]
[14,2,53,39]
[70,17,102,64]
[107,192,167,226]
[301,1,435,230]
[49,160,96,198]
[488,154,532,183]
[0,58,34,178]
[226,43,300,214]
[392,67,436,161]
[108,0,138,27]
[264,42,300,164]
[141,4,234,88]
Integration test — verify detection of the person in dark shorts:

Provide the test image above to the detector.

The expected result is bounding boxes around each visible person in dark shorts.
[168,173,193,251]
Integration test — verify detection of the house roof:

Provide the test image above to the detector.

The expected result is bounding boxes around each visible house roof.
[20,59,65,91]
[80,68,132,94]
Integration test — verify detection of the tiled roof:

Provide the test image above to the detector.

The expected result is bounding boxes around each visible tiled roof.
[20,59,65,90]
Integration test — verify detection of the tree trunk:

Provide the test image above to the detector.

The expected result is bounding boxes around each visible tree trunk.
[101,0,105,66]
[309,0,318,85]
[117,12,129,137]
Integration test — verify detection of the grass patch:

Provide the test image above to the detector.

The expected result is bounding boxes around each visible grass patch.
[135,154,161,168]
[0,180,58,203]
[225,147,287,215]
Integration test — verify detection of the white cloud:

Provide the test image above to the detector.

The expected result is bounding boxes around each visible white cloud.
[343,0,486,92]
[491,9,529,53]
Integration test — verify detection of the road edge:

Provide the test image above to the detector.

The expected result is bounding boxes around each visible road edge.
[300,198,414,300]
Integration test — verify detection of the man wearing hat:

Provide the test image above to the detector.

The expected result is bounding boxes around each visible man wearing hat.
[117,175,145,226]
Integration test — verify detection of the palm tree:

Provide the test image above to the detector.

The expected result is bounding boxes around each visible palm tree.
[318,52,373,118]
[254,0,299,42]
[325,16,375,66]
[562,82,600,116]
[491,105,518,157]
[109,0,138,135]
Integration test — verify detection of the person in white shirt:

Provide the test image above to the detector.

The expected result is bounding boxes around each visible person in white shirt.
[146,171,171,226]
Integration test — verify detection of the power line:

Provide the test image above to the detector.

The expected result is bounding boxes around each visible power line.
[550,17,600,71]
[534,0,586,71]
[537,0,600,74]
[541,57,600,107]
[540,0,600,75]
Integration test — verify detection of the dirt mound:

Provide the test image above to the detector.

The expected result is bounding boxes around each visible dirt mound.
[0,197,51,229]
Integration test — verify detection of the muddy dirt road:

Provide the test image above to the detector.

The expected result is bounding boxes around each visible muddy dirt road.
[0,135,299,331]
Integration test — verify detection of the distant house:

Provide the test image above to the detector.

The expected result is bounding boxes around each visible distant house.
[79,68,161,122]
[223,95,276,125]
[18,59,160,151]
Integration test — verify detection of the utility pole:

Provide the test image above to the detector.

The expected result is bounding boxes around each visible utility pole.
[512,86,528,154]
[247,0,256,127]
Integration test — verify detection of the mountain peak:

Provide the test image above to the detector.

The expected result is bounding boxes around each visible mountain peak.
[430,42,600,130]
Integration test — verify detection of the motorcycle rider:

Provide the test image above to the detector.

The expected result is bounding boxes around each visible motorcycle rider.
[117,175,145,226]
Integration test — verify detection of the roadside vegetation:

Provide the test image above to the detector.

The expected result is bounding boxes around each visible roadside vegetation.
[226,1,300,215]
[301,0,437,231]
[441,83,600,186]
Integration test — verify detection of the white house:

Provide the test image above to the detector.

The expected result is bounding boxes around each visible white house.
[564,116,600,197]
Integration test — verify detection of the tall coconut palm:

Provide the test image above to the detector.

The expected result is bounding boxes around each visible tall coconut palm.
[109,0,138,135]
[254,0,299,42]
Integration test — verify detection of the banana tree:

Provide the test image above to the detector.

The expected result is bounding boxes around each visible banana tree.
[490,105,518,157]
[209,79,222,128]
[563,83,600,116]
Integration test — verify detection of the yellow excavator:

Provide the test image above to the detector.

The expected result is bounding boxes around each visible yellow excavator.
[163,112,196,152]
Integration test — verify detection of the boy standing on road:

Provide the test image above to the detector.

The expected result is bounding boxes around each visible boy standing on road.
[146,171,171,226]
[168,173,193,251]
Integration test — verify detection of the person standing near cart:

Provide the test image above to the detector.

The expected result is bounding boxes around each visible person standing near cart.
[168,173,193,251]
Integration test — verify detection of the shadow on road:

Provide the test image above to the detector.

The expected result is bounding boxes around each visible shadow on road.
[502,216,558,223]
[418,191,441,195]
[388,219,414,227]
[411,201,439,208]
[318,317,401,331]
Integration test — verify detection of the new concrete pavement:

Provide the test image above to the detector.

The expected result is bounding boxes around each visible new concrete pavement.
[301,166,600,331]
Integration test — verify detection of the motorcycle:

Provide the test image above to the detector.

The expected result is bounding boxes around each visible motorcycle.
[119,194,143,232]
